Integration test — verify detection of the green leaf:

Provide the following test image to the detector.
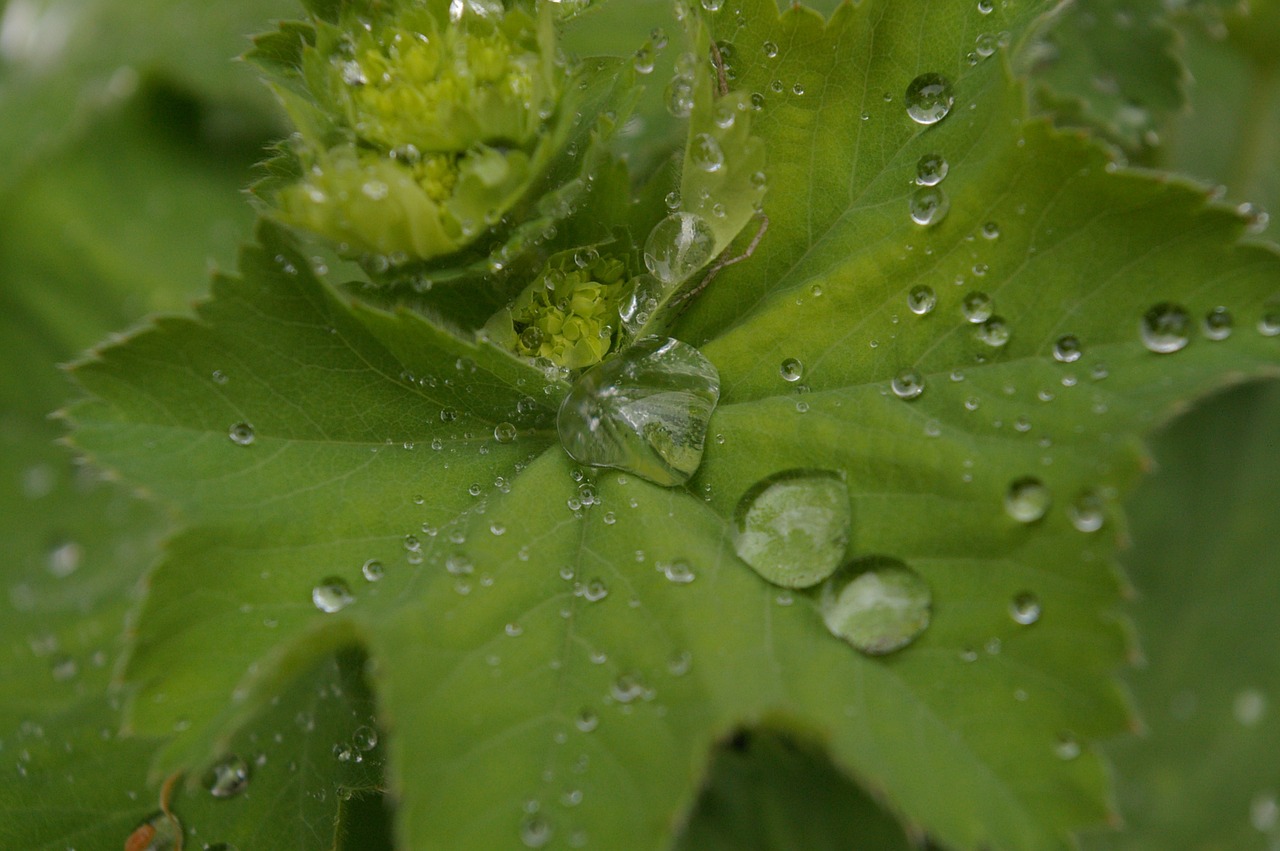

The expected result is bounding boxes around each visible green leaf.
[1079,380,1280,851]
[64,3,1280,851]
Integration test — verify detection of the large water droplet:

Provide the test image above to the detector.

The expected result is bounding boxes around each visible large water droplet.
[643,212,716,285]
[779,357,804,383]
[312,577,355,613]
[690,132,725,172]
[1140,302,1191,353]
[975,316,1010,347]
[732,470,851,588]
[818,557,931,655]
[905,73,954,125]
[909,187,949,226]
[204,755,250,799]
[915,153,949,186]
[1004,477,1051,523]
[907,285,937,315]
[557,338,720,487]
[961,292,993,323]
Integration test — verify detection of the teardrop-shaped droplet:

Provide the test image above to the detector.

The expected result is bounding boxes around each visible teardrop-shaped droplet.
[643,212,716,285]
[204,755,250,799]
[915,153,949,186]
[557,337,720,487]
[905,73,954,125]
[1140,302,1191,353]
[1004,477,1051,523]
[1009,591,1041,625]
[819,556,931,655]
[732,470,851,588]
[312,577,355,613]
[909,186,950,226]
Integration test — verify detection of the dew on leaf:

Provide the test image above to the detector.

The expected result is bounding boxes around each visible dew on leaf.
[905,73,954,125]
[975,33,997,58]
[665,75,695,117]
[1234,689,1267,727]
[975,316,1010,347]
[657,560,696,584]
[575,709,598,732]
[1140,302,1191,353]
[915,153,949,186]
[1251,792,1279,832]
[1053,335,1082,363]
[361,560,383,582]
[1054,733,1081,761]
[762,40,779,58]
[818,557,932,655]
[1009,592,1042,625]
[228,422,255,446]
[779,357,804,382]
[494,422,518,443]
[312,577,354,613]
[1004,477,1051,523]
[557,337,720,487]
[1258,310,1280,336]
[46,539,81,578]
[961,291,993,323]
[632,46,654,74]
[611,672,648,704]
[908,285,937,315]
[643,212,716,285]
[891,368,925,400]
[1068,491,1105,532]
[690,133,725,172]
[1199,306,1233,340]
[519,814,553,849]
[909,186,949,226]
[579,579,608,602]
[204,755,250,799]
[731,470,851,588]
[978,0,994,12]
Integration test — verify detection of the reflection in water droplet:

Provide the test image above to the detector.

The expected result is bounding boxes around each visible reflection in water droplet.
[961,292,993,323]
[915,153,949,186]
[909,187,949,226]
[732,470,851,588]
[361,559,384,582]
[205,755,250,798]
[643,212,716,285]
[891,369,925,400]
[1203,306,1234,340]
[494,422,518,443]
[1004,477,1051,523]
[312,577,355,613]
[1140,302,1191,353]
[779,357,804,383]
[908,285,937,315]
[229,422,255,446]
[557,338,720,487]
[975,316,1010,347]
[1009,592,1041,625]
[1068,491,1104,532]
[690,133,725,172]
[819,557,931,655]
[905,73,954,125]
[1053,335,1082,363]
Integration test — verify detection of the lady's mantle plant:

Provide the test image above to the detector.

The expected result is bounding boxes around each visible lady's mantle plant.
[3,0,1276,850]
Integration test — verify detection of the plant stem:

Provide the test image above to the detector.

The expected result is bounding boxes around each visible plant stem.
[1227,60,1280,200]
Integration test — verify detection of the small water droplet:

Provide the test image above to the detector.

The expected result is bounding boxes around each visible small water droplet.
[915,153,949,186]
[975,316,1010,347]
[312,577,354,613]
[779,358,804,382]
[1009,592,1041,625]
[643,212,716,285]
[520,814,553,848]
[1054,733,1081,761]
[690,133,725,173]
[1068,491,1105,532]
[657,560,696,584]
[1251,792,1278,832]
[574,709,598,732]
[980,220,1001,239]
[1202,306,1234,340]
[440,407,459,423]
[204,755,250,798]
[732,470,851,588]
[46,540,81,578]
[353,725,379,751]
[1257,310,1280,337]
[819,557,931,655]
[909,186,950,226]
[1053,335,1082,363]
[494,422,518,444]
[907,285,937,315]
[891,369,925,400]
[1140,302,1191,353]
[611,672,648,703]
[1005,477,1051,523]
[361,559,384,582]
[978,0,994,12]
[961,292,993,323]
[905,73,954,125]
[228,422,255,446]
[762,40,779,58]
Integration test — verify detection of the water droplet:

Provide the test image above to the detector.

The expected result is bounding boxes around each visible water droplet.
[701,0,724,9]
[1202,306,1233,340]
[361,559,384,582]
[907,285,937,315]
[440,407,459,423]
[1257,310,1280,337]
[980,220,1000,239]
[558,338,719,487]
[978,0,994,13]
[915,153,949,186]
[1053,335,1082,363]
[228,422,255,446]
[905,73,954,125]
[909,187,950,226]
[204,755,250,798]
[1140,302,1191,353]
[779,357,804,382]
[611,672,648,703]
[580,579,608,602]
[46,539,81,578]
[1004,477,1051,523]
[643,212,716,285]
[1234,689,1267,727]
[353,725,379,751]
[657,559,696,584]
[690,133,725,173]
[520,814,553,848]
[312,577,354,613]
[574,709,598,732]
[975,316,1010,347]
[494,422,518,444]
[732,470,851,588]
[891,368,925,400]
[1009,592,1041,625]
[762,40,779,58]
[1054,733,1081,761]
[1068,491,1105,532]
[818,557,931,655]
[961,292,993,323]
